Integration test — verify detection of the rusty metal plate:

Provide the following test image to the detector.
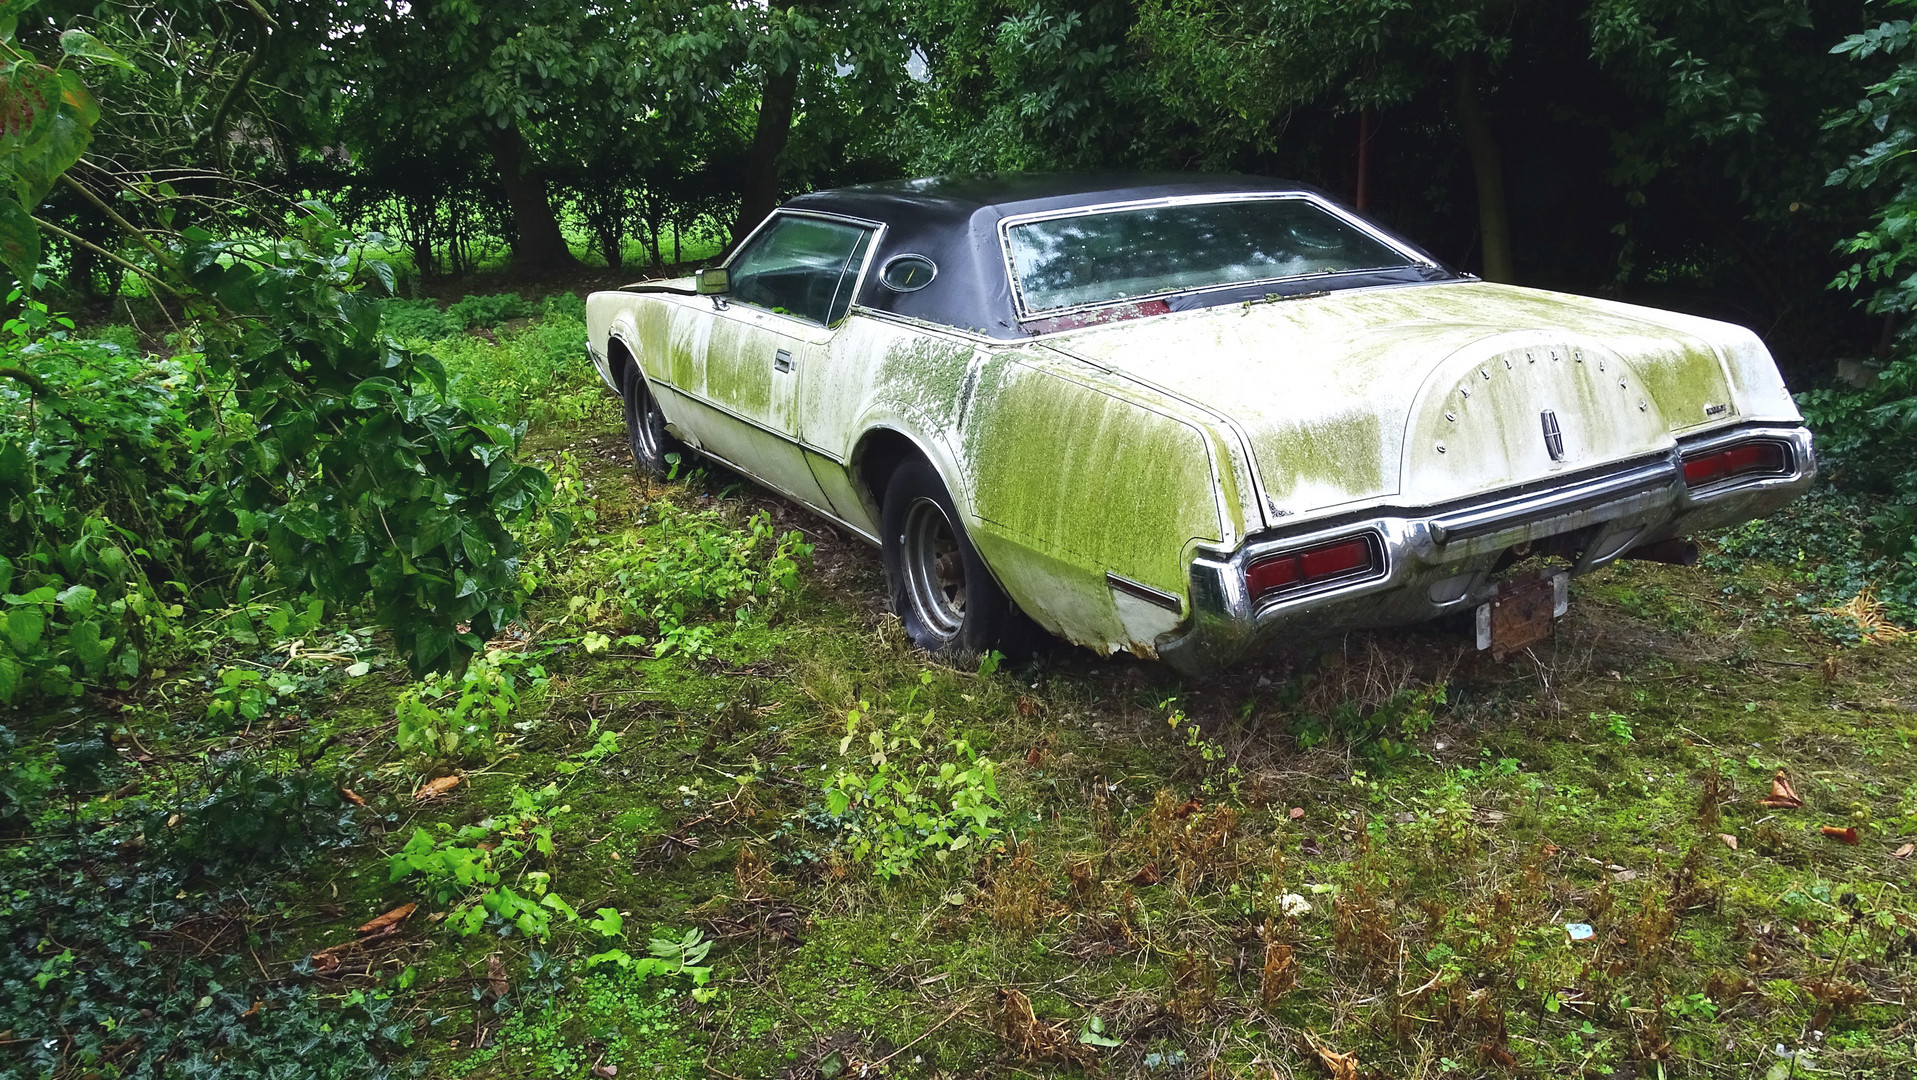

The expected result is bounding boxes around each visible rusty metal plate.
[1477,576,1557,659]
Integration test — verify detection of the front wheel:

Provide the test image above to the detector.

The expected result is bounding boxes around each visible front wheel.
[880,458,1030,661]
[623,372,684,479]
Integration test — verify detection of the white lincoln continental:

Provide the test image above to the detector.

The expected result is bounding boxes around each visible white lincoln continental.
[586,173,1814,671]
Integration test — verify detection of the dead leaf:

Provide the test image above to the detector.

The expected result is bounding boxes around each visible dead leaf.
[357,903,417,936]
[1170,798,1203,819]
[1026,745,1043,766]
[487,952,509,1000]
[1015,696,1038,717]
[1758,770,1803,810]
[414,775,462,800]
[1300,837,1322,856]
[240,1000,263,1021]
[1288,807,1306,821]
[339,787,368,807]
[1612,869,1639,883]
[591,1066,618,1079]
[1718,834,1739,851]
[1894,843,1914,859]
[1306,1034,1360,1080]
[1821,825,1861,845]
[1129,863,1161,886]
[1542,842,1561,856]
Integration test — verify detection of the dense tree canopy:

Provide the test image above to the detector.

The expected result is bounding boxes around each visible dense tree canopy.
[3,0,1910,382]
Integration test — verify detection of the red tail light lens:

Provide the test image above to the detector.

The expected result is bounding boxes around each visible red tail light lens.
[1681,440,1788,487]
[1247,535,1380,601]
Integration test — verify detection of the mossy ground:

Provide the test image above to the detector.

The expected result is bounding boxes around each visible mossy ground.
[37,390,1917,1079]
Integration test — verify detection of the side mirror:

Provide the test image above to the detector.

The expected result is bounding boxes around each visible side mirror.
[695,267,729,295]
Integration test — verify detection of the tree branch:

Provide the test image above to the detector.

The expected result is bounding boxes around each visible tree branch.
[0,367,49,396]
[30,214,184,299]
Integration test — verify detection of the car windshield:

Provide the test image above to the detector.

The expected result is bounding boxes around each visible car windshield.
[1003,197,1420,315]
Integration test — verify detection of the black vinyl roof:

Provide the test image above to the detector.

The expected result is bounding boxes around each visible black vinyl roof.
[774,172,1455,340]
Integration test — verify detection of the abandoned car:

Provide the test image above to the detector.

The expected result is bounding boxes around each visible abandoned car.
[584,173,1814,672]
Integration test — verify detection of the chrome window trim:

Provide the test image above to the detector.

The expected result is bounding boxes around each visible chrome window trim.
[722,209,888,331]
[995,191,1439,322]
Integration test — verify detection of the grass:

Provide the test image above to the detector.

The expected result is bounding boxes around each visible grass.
[10,298,1917,1080]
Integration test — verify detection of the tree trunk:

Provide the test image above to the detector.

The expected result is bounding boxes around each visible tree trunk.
[1453,56,1514,284]
[728,61,801,248]
[485,123,578,276]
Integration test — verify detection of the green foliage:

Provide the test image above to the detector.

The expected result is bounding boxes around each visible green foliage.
[1591,710,1636,744]
[0,752,402,1079]
[380,297,466,340]
[429,303,600,425]
[183,207,553,676]
[0,300,196,700]
[447,291,535,327]
[389,783,580,939]
[1716,484,1917,622]
[0,1,126,283]
[576,505,811,659]
[820,702,1004,878]
[460,952,708,1078]
[1292,683,1448,763]
[583,926,719,1004]
[1813,6,1917,615]
[394,648,547,758]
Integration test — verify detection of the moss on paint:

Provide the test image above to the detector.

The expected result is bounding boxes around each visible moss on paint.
[1256,410,1386,506]
[965,357,1221,595]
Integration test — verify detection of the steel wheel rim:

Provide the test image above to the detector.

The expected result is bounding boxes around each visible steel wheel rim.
[901,497,965,639]
[632,386,662,459]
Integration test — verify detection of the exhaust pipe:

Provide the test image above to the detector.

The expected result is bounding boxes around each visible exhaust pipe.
[1622,539,1699,566]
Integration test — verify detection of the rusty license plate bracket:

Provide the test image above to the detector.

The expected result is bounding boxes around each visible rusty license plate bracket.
[1475,573,1568,659]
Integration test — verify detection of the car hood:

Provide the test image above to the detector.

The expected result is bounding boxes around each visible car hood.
[1039,280,1784,521]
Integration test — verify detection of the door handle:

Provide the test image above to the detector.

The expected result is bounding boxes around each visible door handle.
[773,349,794,373]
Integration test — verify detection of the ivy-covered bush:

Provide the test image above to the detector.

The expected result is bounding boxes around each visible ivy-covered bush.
[0,303,209,699]
[1815,8,1917,615]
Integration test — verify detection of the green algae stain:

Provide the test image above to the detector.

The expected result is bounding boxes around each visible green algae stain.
[965,358,1221,595]
[1256,410,1386,506]
[704,316,771,417]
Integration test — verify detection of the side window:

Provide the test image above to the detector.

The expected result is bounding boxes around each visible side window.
[727,215,874,327]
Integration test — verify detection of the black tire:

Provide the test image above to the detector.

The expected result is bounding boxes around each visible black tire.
[880,457,1030,660]
[623,370,684,480]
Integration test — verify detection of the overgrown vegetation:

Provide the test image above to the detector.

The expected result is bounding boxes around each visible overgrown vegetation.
[3,0,1917,1077]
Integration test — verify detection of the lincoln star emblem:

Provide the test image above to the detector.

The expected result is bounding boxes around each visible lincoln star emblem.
[1540,409,1565,461]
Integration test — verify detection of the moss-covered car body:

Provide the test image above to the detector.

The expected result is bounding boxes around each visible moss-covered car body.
[585,174,1813,672]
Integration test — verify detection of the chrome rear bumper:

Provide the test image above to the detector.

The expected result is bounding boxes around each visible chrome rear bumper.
[1157,423,1815,674]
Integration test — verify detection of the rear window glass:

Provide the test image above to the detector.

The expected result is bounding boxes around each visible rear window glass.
[1003,197,1418,315]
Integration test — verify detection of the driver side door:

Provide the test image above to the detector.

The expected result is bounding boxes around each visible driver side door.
[687,213,873,509]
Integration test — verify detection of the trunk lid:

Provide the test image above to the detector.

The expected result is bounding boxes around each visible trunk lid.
[1041,281,1738,521]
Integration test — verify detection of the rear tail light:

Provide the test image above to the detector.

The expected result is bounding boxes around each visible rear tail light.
[1247,533,1383,601]
[1681,439,1790,488]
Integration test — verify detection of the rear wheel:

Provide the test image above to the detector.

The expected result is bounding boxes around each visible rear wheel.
[881,458,1029,660]
[623,371,683,479]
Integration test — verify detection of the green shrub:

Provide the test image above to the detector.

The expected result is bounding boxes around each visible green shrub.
[432,310,599,425]
[388,783,579,939]
[818,703,1005,878]
[380,297,464,340]
[78,323,140,354]
[447,291,535,328]
[577,505,811,659]
[0,313,207,699]
[394,648,548,758]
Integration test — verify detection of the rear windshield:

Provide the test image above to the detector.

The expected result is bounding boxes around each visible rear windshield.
[1003,197,1419,315]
